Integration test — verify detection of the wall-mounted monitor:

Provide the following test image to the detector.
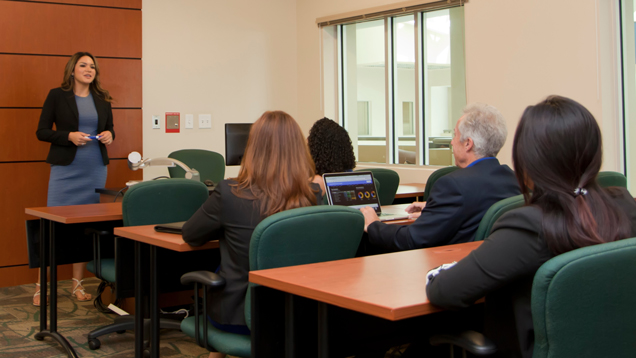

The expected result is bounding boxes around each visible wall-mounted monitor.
[225,123,252,166]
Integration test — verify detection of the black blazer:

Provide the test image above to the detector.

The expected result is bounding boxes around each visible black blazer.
[426,187,636,358]
[182,180,322,326]
[367,158,521,251]
[36,87,115,165]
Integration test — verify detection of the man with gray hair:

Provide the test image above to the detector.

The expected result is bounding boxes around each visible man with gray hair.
[360,103,521,253]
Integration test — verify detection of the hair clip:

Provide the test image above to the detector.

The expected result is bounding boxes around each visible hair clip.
[573,187,588,196]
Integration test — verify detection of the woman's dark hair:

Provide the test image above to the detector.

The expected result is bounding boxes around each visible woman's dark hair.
[308,118,356,175]
[512,95,631,255]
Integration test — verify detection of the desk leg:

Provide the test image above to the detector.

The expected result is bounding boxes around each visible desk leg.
[251,285,285,358]
[37,219,47,334]
[318,302,329,358]
[34,220,79,358]
[284,293,295,358]
[149,245,159,358]
[134,241,144,358]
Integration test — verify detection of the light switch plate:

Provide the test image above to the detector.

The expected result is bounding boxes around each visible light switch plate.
[152,115,160,129]
[185,114,194,129]
[199,114,212,129]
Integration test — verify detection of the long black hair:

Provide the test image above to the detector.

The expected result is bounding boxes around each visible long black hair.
[512,95,631,255]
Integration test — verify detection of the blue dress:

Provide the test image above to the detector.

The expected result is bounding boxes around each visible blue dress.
[47,93,107,206]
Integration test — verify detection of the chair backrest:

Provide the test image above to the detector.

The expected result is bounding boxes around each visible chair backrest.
[423,166,459,201]
[596,171,627,188]
[245,205,364,328]
[356,168,399,205]
[531,237,636,358]
[472,194,525,241]
[168,149,226,185]
[122,179,209,226]
[117,179,214,298]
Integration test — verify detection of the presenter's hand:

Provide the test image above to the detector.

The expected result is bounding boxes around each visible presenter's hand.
[405,201,426,219]
[69,132,91,146]
[98,131,113,145]
[360,206,380,232]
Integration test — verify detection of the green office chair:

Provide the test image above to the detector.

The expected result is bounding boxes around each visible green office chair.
[356,168,399,205]
[423,166,459,201]
[596,171,627,188]
[86,179,211,350]
[472,194,525,241]
[431,237,636,357]
[180,205,365,358]
[168,149,225,185]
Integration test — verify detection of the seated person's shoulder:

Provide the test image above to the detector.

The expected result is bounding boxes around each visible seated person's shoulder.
[491,205,542,234]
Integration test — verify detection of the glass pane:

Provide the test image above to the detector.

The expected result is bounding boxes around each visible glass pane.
[393,15,417,165]
[343,19,386,164]
[422,8,466,166]
[622,1,636,191]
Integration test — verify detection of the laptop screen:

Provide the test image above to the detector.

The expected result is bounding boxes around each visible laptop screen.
[323,172,381,213]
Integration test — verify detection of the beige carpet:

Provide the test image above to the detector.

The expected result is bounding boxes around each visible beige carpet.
[0,278,209,358]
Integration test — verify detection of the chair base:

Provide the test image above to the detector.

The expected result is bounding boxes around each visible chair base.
[87,315,182,350]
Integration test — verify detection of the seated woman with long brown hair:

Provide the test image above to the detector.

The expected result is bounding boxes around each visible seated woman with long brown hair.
[182,111,321,339]
[424,96,636,358]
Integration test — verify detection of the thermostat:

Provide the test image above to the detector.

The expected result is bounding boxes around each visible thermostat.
[166,112,180,133]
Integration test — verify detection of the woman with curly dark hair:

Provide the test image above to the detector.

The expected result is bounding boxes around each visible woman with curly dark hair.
[308,117,356,193]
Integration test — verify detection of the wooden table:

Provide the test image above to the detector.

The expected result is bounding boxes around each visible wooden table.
[395,183,427,200]
[114,225,218,358]
[25,203,123,358]
[249,241,482,357]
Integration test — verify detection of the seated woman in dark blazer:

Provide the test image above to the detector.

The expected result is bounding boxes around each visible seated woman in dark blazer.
[308,117,356,194]
[182,111,321,339]
[425,96,636,358]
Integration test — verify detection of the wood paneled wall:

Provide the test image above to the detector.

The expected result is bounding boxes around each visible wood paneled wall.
[0,0,142,287]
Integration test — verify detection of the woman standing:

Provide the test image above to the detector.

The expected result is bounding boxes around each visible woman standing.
[35,52,115,306]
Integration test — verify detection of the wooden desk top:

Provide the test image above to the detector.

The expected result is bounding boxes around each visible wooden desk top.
[25,202,123,224]
[394,183,426,199]
[114,225,219,252]
[249,241,482,321]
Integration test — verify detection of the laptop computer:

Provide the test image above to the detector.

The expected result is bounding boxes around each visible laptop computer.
[322,171,409,222]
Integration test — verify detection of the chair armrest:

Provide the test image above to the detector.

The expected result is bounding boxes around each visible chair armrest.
[180,270,226,289]
[429,330,497,356]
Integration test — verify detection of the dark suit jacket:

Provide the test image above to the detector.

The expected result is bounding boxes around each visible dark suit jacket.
[426,187,636,358]
[367,158,520,251]
[36,87,115,165]
[182,180,322,326]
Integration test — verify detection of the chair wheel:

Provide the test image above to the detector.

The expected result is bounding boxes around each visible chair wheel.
[117,330,126,334]
[88,338,101,350]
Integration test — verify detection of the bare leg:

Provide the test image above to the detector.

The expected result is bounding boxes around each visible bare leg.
[71,262,92,301]
[208,352,225,358]
[33,267,49,306]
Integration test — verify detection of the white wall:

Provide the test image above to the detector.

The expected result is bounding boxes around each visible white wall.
[296,0,623,183]
[142,0,298,179]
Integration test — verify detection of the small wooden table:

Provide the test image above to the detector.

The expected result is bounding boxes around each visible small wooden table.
[114,225,218,358]
[249,241,482,357]
[25,203,123,358]
[395,183,427,200]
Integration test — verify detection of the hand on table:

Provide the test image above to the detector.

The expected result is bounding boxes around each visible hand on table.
[405,201,426,219]
[360,206,380,232]
[98,131,113,145]
[68,131,91,146]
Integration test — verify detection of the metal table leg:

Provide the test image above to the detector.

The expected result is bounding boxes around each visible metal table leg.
[318,302,329,358]
[150,245,159,357]
[34,219,79,358]
[134,241,144,358]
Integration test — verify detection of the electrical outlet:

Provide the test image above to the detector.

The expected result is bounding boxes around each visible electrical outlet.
[199,114,212,129]
[185,114,194,129]
[152,115,160,129]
